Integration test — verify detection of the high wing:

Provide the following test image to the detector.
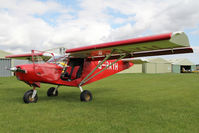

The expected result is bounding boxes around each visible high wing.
[5,52,52,61]
[66,31,193,60]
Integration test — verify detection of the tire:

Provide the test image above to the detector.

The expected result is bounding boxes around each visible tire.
[47,87,58,97]
[23,90,38,104]
[80,90,92,102]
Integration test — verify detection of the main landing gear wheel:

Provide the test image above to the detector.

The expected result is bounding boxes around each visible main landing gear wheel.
[80,90,92,102]
[23,90,38,104]
[47,87,58,97]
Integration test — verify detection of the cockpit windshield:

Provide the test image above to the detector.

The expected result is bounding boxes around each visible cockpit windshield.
[47,55,67,64]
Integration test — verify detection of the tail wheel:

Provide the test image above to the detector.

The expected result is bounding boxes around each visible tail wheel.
[80,90,92,102]
[47,87,58,97]
[23,90,38,104]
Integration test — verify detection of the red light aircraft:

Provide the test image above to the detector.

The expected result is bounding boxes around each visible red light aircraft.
[6,31,193,104]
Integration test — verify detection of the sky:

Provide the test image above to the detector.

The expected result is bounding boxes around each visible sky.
[0,0,198,63]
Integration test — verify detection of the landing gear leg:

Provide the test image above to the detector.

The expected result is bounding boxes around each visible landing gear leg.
[79,86,83,92]
[23,87,38,104]
[79,86,92,102]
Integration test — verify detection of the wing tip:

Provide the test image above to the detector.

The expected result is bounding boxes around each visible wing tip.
[171,31,184,36]
[170,31,190,47]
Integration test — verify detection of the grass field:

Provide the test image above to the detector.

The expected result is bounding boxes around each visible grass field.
[0,73,199,133]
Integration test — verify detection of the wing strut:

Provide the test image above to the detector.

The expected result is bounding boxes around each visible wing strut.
[79,50,126,86]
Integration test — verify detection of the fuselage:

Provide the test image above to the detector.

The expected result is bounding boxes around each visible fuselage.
[14,59,134,87]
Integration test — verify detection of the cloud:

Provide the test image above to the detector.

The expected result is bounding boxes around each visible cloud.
[0,0,68,52]
[49,20,111,48]
[104,0,199,38]
[0,0,67,15]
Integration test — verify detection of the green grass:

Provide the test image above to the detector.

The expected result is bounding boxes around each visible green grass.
[0,73,199,133]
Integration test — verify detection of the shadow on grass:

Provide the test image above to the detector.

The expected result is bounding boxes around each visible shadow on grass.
[4,85,135,105]
[39,91,80,103]
[37,87,120,104]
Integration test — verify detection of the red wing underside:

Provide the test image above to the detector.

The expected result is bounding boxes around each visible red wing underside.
[66,32,193,60]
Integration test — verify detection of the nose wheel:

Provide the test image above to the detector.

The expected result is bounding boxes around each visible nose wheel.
[23,89,38,103]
